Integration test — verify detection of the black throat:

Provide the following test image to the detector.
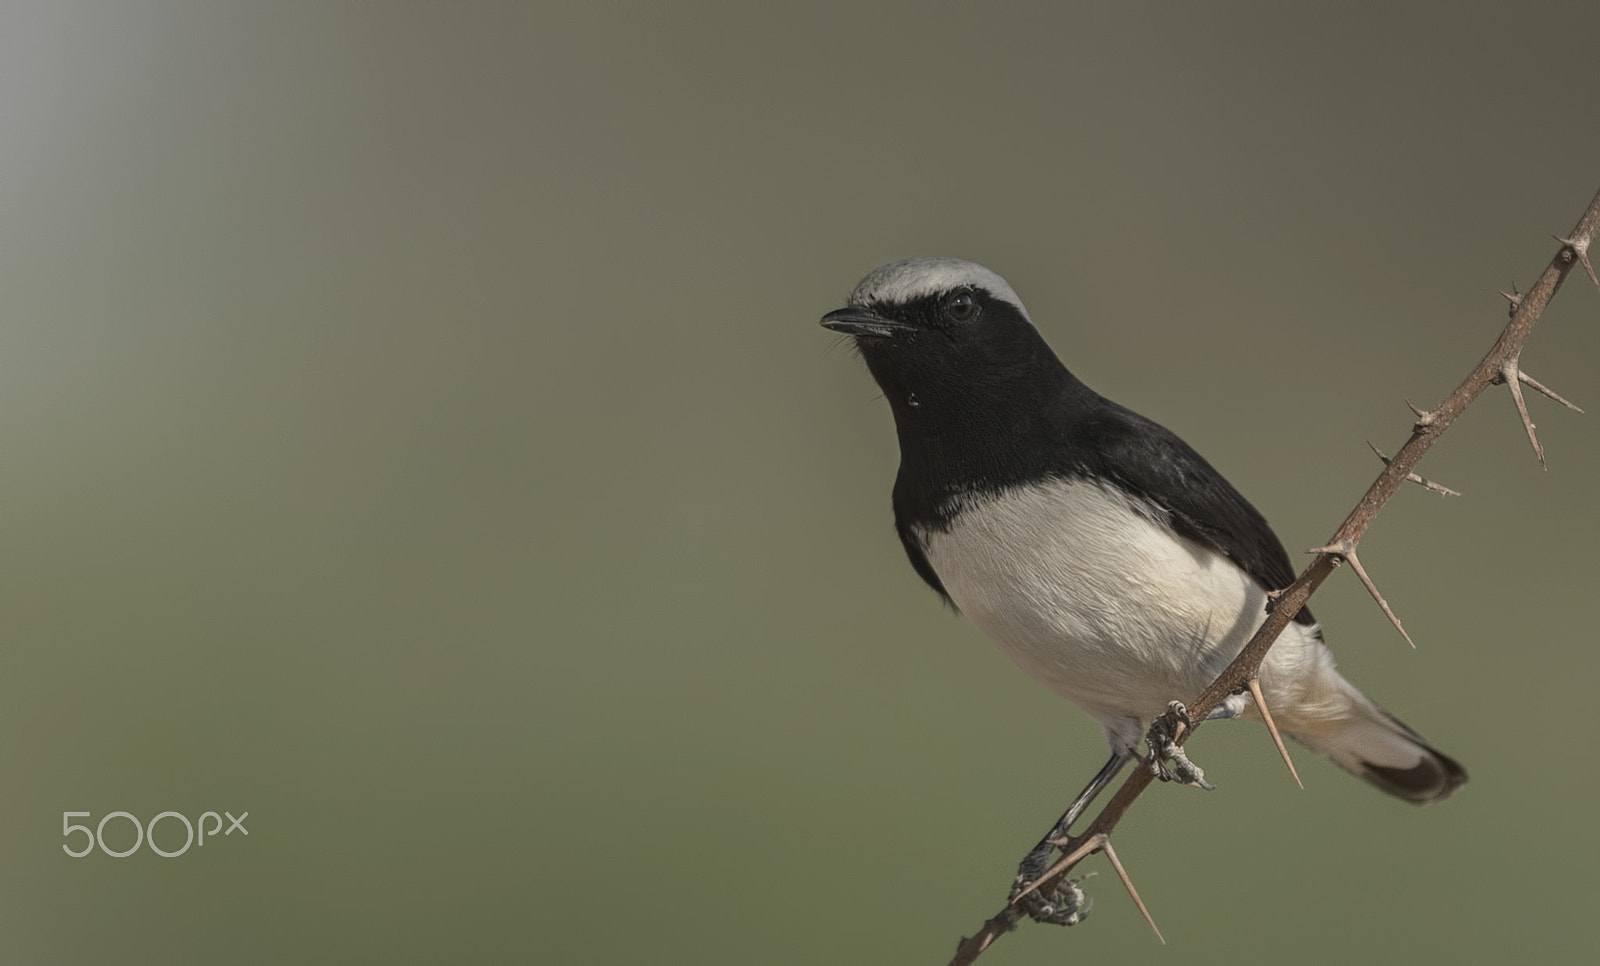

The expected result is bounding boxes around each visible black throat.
[856,310,1104,535]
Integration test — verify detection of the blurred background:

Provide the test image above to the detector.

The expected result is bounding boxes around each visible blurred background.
[1,2,1597,963]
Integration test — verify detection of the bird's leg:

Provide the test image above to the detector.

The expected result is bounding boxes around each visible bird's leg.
[1010,752,1130,926]
[1146,701,1215,789]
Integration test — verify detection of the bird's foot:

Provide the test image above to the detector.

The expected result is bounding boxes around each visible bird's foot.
[1205,691,1251,721]
[1010,844,1091,927]
[1146,701,1216,789]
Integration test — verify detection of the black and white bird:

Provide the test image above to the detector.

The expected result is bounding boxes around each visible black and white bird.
[821,258,1465,886]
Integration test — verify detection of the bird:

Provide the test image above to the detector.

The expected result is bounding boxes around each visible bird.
[820,258,1466,916]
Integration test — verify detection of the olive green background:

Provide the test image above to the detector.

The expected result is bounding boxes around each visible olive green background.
[2,2,1597,963]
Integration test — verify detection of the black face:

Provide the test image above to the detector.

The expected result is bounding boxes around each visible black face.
[820,286,1058,422]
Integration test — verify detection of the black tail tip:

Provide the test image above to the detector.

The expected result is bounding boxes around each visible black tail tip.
[1361,747,1469,804]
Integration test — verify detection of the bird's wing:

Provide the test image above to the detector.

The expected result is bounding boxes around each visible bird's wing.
[1081,402,1315,625]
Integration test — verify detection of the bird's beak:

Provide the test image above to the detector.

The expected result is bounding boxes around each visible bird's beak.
[820,306,911,339]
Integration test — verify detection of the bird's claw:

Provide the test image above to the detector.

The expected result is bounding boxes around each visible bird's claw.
[1011,845,1092,927]
[1146,701,1215,790]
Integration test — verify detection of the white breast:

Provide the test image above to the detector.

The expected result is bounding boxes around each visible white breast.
[916,478,1310,748]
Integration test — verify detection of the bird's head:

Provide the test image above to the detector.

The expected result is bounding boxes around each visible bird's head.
[820,258,1056,417]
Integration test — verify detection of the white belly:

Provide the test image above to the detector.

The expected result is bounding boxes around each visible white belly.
[917,478,1323,749]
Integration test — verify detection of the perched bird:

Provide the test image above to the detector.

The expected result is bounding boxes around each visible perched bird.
[821,258,1465,908]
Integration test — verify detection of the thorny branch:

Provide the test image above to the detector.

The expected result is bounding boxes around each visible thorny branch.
[948,186,1600,965]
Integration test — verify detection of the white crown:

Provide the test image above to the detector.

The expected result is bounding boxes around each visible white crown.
[849,258,1031,322]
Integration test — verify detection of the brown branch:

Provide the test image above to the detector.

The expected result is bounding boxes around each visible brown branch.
[949,185,1600,965]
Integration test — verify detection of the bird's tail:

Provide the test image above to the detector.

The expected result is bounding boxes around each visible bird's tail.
[1277,669,1467,805]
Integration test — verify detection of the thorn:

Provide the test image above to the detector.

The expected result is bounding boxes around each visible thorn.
[1344,549,1417,649]
[1309,541,1416,648]
[1405,399,1437,428]
[1517,370,1584,413]
[1100,839,1165,945]
[1247,676,1303,789]
[1552,235,1599,293]
[1500,282,1523,319]
[1367,442,1461,496]
[1501,358,1547,468]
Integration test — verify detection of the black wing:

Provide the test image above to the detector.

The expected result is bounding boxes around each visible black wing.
[892,498,955,607]
[1080,401,1315,626]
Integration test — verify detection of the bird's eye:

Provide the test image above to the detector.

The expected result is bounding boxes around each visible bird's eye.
[944,290,979,323]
